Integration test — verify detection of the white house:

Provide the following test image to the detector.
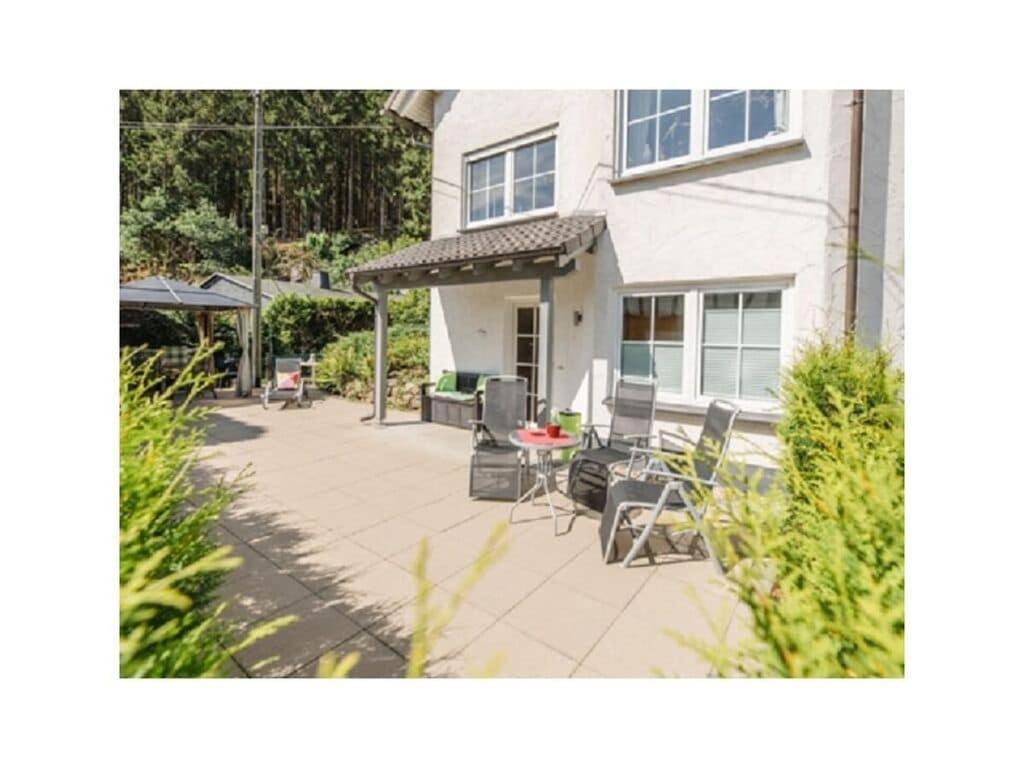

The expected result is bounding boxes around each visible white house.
[351,90,904,460]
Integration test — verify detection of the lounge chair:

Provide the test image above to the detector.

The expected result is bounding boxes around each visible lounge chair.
[261,357,310,409]
[565,377,657,513]
[600,399,740,568]
[468,376,528,500]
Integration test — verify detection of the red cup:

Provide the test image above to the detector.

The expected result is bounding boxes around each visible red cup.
[545,423,562,438]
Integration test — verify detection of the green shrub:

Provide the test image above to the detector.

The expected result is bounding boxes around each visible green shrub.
[327,235,419,287]
[263,293,375,356]
[120,347,291,677]
[389,289,430,326]
[681,338,904,677]
[315,325,428,409]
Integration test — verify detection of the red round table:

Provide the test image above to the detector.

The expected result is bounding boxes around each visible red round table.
[508,428,581,536]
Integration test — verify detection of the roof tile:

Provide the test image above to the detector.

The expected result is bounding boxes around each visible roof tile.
[348,214,605,279]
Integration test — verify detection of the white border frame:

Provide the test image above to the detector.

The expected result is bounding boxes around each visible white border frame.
[615,90,804,181]
[611,278,793,414]
[463,126,558,230]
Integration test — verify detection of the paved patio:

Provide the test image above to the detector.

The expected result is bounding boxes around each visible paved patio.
[201,396,748,678]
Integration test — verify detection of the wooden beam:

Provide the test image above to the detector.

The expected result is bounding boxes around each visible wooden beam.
[362,259,577,291]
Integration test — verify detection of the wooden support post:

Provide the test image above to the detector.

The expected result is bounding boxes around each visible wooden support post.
[374,283,389,424]
[538,275,554,426]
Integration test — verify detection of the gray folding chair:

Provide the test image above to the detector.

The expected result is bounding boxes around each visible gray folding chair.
[566,377,657,513]
[261,357,310,409]
[468,376,528,500]
[601,399,740,569]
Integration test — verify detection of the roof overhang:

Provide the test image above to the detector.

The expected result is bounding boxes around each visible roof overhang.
[119,276,253,312]
[348,215,606,292]
[382,90,435,132]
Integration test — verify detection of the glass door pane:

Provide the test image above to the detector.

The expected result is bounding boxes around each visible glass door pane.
[516,306,539,421]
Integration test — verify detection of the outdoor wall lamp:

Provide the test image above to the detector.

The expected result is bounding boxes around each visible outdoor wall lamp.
[573,310,583,326]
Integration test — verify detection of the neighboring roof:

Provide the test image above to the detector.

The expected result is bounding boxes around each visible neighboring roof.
[200,272,357,300]
[383,90,435,132]
[348,214,606,284]
[119,276,252,311]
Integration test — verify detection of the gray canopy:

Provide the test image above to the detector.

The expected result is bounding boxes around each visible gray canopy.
[119,276,253,311]
[119,276,254,396]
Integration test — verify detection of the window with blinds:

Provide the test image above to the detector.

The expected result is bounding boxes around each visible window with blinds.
[701,291,781,400]
[620,294,685,393]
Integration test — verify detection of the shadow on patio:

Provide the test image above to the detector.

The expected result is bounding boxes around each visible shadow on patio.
[198,397,745,678]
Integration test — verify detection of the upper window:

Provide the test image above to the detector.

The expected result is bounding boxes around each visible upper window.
[619,89,792,175]
[466,136,556,225]
[625,90,692,169]
[701,291,782,400]
[707,90,788,150]
[468,154,505,223]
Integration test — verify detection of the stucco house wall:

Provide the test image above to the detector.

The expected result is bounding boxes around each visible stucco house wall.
[425,90,903,461]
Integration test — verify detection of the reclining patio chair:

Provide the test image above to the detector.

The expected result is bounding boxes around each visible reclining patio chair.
[261,357,310,409]
[600,399,740,569]
[565,377,657,513]
[468,376,528,500]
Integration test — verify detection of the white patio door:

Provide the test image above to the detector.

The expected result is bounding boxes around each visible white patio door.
[515,305,540,421]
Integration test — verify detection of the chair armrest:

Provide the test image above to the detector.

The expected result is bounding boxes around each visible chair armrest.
[639,468,718,488]
[468,420,496,445]
[627,446,671,458]
[659,430,696,450]
[420,381,436,395]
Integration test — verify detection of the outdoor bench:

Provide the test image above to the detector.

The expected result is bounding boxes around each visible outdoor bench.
[420,370,489,429]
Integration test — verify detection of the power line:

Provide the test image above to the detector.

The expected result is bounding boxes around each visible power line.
[119,121,392,132]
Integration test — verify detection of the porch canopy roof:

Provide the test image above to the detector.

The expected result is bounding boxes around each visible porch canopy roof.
[119,276,253,312]
[348,214,606,291]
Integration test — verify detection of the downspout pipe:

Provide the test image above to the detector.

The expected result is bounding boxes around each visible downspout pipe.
[844,90,865,336]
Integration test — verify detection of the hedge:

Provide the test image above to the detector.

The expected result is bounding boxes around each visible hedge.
[679,338,905,677]
[263,290,430,357]
[263,294,374,356]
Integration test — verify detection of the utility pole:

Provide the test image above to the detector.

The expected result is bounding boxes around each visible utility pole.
[844,89,865,336]
[251,90,265,387]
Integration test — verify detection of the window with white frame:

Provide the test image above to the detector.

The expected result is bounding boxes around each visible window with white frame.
[624,90,692,169]
[619,89,791,174]
[513,139,555,213]
[620,294,685,394]
[616,286,785,405]
[468,154,505,223]
[466,136,556,225]
[707,90,788,151]
[701,291,782,400]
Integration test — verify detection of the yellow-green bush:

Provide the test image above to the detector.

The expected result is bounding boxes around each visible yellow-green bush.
[685,339,904,677]
[120,347,290,677]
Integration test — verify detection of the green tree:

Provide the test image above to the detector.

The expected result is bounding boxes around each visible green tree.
[119,190,244,279]
[119,90,431,263]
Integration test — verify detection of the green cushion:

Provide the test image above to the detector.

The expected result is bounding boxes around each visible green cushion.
[433,391,475,403]
[436,371,456,393]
